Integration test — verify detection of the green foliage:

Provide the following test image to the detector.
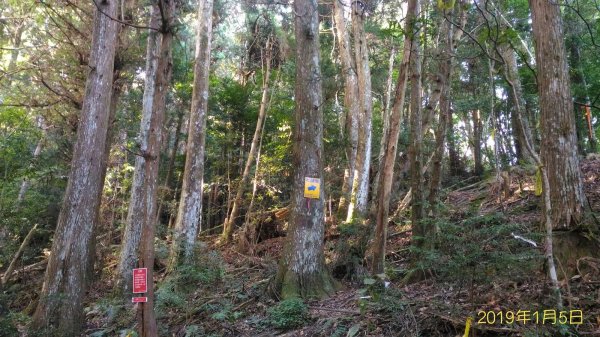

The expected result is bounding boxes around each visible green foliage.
[412,213,543,283]
[155,277,187,316]
[0,311,23,337]
[358,275,406,315]
[183,325,204,337]
[155,248,224,317]
[267,298,310,330]
[331,219,370,280]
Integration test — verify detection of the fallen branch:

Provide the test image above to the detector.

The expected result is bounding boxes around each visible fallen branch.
[0,259,47,284]
[510,232,538,248]
[308,306,360,315]
[1,224,38,286]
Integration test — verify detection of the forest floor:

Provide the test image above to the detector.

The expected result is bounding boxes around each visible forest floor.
[4,158,600,337]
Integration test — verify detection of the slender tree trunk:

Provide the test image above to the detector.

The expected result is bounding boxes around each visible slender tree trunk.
[473,109,483,175]
[238,114,267,254]
[371,44,397,208]
[169,0,214,266]
[346,3,373,221]
[273,0,335,299]
[428,3,465,216]
[529,0,585,229]
[333,0,359,217]
[30,1,120,335]
[156,109,184,224]
[447,107,460,175]
[11,24,38,208]
[371,0,418,274]
[408,5,424,245]
[499,44,534,164]
[222,41,272,242]
[117,2,175,335]
[16,117,45,207]
[567,32,597,153]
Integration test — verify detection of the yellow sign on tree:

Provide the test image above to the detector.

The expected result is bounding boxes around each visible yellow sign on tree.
[304,177,321,199]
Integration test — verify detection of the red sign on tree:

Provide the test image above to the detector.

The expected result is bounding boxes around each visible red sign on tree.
[132,268,147,294]
[132,297,148,303]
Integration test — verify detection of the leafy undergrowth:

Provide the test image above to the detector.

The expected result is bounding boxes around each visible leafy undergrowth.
[3,159,600,336]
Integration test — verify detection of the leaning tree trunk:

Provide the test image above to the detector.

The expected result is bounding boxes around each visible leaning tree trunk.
[30,1,120,335]
[332,0,359,217]
[346,2,373,221]
[223,40,272,242]
[117,1,175,335]
[273,0,335,299]
[371,0,418,274]
[529,0,585,229]
[169,0,214,266]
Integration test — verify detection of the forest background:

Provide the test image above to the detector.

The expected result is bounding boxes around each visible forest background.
[1,0,600,336]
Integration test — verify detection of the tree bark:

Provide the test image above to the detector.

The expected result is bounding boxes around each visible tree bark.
[16,117,45,208]
[566,21,597,154]
[156,108,184,224]
[169,0,214,266]
[472,109,483,175]
[273,0,335,299]
[117,1,175,335]
[371,44,397,208]
[529,0,585,229]
[371,0,418,274]
[30,1,120,335]
[427,2,465,216]
[408,2,424,245]
[222,39,272,242]
[346,2,373,221]
[498,44,534,164]
[332,0,359,217]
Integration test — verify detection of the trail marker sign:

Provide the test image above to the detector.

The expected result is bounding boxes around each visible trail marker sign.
[304,177,320,199]
[132,297,148,303]
[132,268,147,294]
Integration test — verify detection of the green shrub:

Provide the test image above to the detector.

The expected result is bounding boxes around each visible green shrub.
[0,315,18,337]
[267,298,310,330]
[412,212,543,283]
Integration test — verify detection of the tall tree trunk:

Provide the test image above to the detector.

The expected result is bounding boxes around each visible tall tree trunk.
[238,114,267,254]
[16,117,45,207]
[11,23,37,208]
[346,3,373,221]
[499,44,534,164]
[30,1,120,335]
[408,3,424,245]
[117,1,175,335]
[169,0,214,266]
[529,0,585,229]
[223,40,272,242]
[472,109,483,175]
[371,44,397,208]
[428,2,465,216]
[447,106,461,175]
[371,0,418,274]
[567,27,597,153]
[156,109,184,224]
[273,0,335,299]
[333,0,359,217]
